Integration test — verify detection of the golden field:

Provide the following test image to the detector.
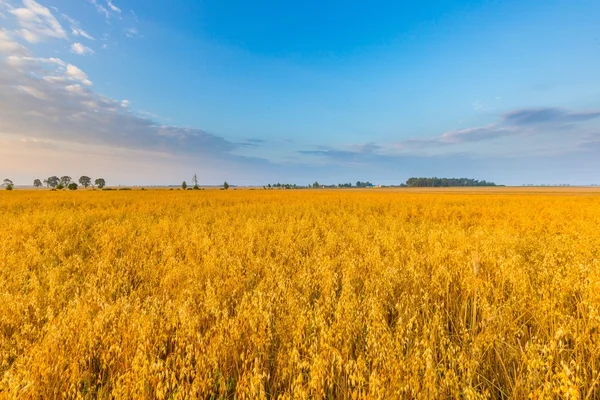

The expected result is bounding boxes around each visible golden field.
[1,188,600,399]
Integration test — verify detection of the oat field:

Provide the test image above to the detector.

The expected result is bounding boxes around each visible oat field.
[1,189,600,399]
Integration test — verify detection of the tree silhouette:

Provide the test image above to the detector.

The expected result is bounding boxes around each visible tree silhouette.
[95,178,106,189]
[78,176,92,188]
[60,176,72,187]
[33,179,42,189]
[406,177,497,187]
[2,178,14,190]
[46,176,59,189]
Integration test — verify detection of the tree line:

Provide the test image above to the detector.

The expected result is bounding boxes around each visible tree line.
[405,177,497,187]
[2,175,500,191]
[1,176,107,190]
[38,176,107,190]
[261,181,375,189]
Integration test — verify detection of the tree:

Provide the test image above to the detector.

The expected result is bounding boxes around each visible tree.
[405,177,497,187]
[33,179,42,189]
[192,174,199,190]
[355,181,374,188]
[60,176,72,188]
[68,183,78,190]
[46,176,59,188]
[2,178,14,190]
[223,181,229,190]
[312,181,320,188]
[78,176,92,188]
[95,178,106,189]
[182,181,187,190]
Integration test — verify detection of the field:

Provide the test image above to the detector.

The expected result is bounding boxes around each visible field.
[1,188,600,399]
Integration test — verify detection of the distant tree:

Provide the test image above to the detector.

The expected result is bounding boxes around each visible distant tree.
[182,181,187,190]
[405,177,497,187]
[95,178,106,189]
[267,183,271,189]
[68,183,78,190]
[192,174,199,190]
[223,181,230,190]
[78,176,92,188]
[355,181,374,188]
[312,181,320,188]
[2,178,14,190]
[46,176,59,188]
[33,179,42,189]
[60,176,72,188]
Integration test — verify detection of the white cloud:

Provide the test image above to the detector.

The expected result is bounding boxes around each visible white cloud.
[65,84,89,97]
[88,0,109,18]
[18,85,48,100]
[9,0,67,42]
[0,56,239,158]
[71,27,94,40]
[61,13,95,40]
[17,28,40,43]
[60,13,78,26]
[65,63,93,85]
[0,29,30,55]
[7,55,66,67]
[124,27,141,38]
[106,0,120,13]
[70,42,94,55]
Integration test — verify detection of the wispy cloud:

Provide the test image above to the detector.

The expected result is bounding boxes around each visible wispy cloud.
[61,14,96,41]
[65,63,93,85]
[88,0,109,19]
[89,0,123,20]
[70,42,94,55]
[124,27,141,38]
[70,27,94,40]
[299,107,600,163]
[106,0,120,14]
[9,0,67,43]
[0,55,239,157]
[0,28,30,55]
[502,108,600,125]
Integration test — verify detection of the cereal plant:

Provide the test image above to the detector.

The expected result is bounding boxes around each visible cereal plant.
[1,189,599,399]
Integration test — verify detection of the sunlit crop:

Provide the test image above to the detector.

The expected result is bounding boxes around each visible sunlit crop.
[1,189,600,399]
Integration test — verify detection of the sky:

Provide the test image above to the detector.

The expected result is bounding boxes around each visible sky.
[1,0,599,186]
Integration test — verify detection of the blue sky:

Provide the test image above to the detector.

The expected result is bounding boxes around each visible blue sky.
[1,0,599,185]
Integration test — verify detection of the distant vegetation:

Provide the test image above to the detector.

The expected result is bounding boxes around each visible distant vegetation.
[265,181,375,189]
[18,176,109,190]
[406,177,498,187]
[2,175,503,191]
[2,179,14,191]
